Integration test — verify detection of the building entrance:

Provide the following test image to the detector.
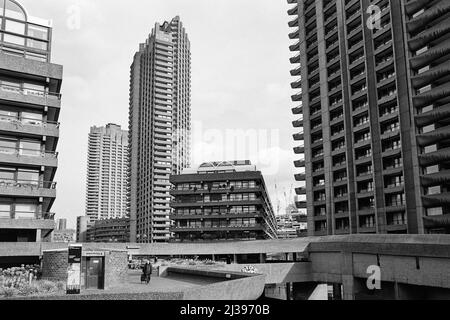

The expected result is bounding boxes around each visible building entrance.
[86,257,104,289]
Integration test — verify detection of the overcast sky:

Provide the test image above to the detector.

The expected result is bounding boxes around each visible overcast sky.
[20,0,301,229]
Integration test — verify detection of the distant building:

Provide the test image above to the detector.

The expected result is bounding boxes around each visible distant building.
[276,207,308,239]
[85,124,128,222]
[52,229,75,243]
[170,161,278,242]
[56,218,67,231]
[85,218,130,243]
[0,0,62,243]
[76,216,92,243]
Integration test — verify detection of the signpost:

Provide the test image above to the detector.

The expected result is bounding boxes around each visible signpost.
[67,244,82,295]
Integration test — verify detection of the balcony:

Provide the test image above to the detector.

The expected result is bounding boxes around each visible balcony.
[0,211,55,230]
[295,187,306,195]
[0,179,56,198]
[295,173,306,181]
[290,66,301,76]
[288,3,299,16]
[410,38,450,70]
[293,131,304,141]
[422,193,450,207]
[408,19,450,52]
[289,28,300,39]
[292,118,303,128]
[419,147,450,167]
[0,115,59,138]
[292,105,303,115]
[417,125,450,147]
[421,170,450,187]
[295,201,307,209]
[294,145,305,154]
[0,83,61,109]
[415,103,450,127]
[411,61,450,89]
[0,146,58,167]
[423,214,450,228]
[413,83,450,109]
[294,159,305,168]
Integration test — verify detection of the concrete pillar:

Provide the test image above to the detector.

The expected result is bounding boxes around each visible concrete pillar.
[286,283,292,301]
[259,253,265,263]
[36,229,42,242]
[212,254,215,261]
[394,282,400,300]
[342,276,355,300]
[233,254,237,264]
[341,251,355,300]
[333,283,343,300]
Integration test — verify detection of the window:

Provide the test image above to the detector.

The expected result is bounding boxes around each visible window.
[28,24,48,40]
[0,137,16,153]
[15,203,38,219]
[25,52,47,62]
[4,19,25,34]
[0,167,14,181]
[21,112,43,125]
[27,38,47,50]
[4,0,26,20]
[3,33,25,45]
[17,169,39,184]
[19,140,41,156]
[0,203,11,218]
[0,109,18,122]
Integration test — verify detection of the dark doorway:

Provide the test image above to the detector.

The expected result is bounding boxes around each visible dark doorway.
[86,257,104,289]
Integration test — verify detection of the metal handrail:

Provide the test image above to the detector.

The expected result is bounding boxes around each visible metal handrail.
[0,114,60,127]
[0,179,57,189]
[0,83,61,99]
[0,146,58,157]
[0,211,55,220]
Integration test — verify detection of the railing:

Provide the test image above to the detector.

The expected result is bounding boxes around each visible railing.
[0,211,55,220]
[0,146,58,158]
[0,115,59,129]
[0,179,57,189]
[0,83,61,99]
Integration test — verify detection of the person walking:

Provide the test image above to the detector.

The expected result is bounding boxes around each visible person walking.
[143,260,152,284]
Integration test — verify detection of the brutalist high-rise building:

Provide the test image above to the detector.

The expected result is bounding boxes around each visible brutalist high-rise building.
[287,0,450,236]
[128,16,191,243]
[85,124,128,222]
[0,0,62,242]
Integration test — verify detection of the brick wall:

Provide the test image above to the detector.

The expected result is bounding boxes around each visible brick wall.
[42,250,68,282]
[104,251,128,289]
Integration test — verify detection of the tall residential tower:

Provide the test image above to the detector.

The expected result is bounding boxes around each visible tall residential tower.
[128,16,191,243]
[0,0,62,243]
[288,0,450,236]
[85,124,128,222]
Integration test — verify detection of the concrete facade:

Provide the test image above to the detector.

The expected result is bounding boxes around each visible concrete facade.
[2,234,450,299]
[85,124,128,222]
[287,0,450,236]
[169,161,278,242]
[42,248,129,290]
[128,16,191,243]
[0,0,62,243]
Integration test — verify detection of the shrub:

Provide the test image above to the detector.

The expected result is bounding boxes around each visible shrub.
[55,281,66,291]
[1,287,19,298]
[17,283,40,296]
[38,280,57,293]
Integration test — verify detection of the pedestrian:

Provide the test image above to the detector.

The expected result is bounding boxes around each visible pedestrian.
[143,260,152,284]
